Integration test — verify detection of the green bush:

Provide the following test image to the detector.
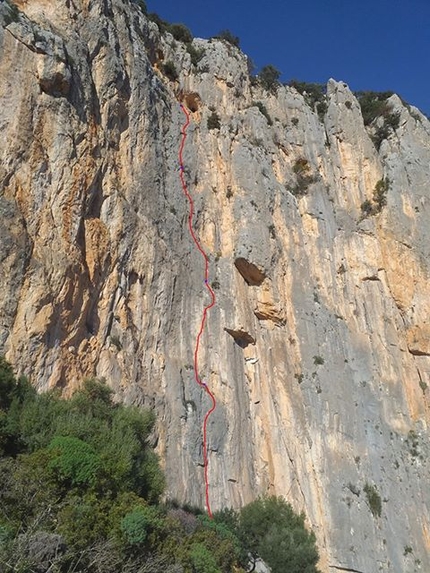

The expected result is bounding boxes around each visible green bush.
[48,435,101,488]
[0,357,17,411]
[373,177,389,211]
[0,364,169,569]
[289,81,327,120]
[290,158,315,196]
[316,100,328,121]
[361,178,390,216]
[131,0,147,14]
[0,372,164,501]
[187,43,205,66]
[147,12,169,33]
[252,101,273,125]
[258,65,281,93]
[0,359,320,573]
[355,91,394,125]
[213,29,240,48]
[385,111,401,130]
[0,450,60,531]
[167,23,193,44]
[406,430,419,457]
[121,508,150,545]
[289,80,326,104]
[190,543,222,573]
[371,123,391,150]
[361,199,374,216]
[207,111,221,130]
[121,505,163,546]
[57,492,112,549]
[238,496,320,573]
[371,112,400,150]
[163,61,178,81]
[293,157,310,175]
[197,514,242,569]
[363,483,382,517]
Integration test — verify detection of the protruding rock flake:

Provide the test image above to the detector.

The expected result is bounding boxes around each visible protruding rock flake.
[234,257,266,286]
[224,328,256,347]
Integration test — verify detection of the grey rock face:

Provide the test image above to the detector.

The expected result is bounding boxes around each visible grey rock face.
[1,2,430,571]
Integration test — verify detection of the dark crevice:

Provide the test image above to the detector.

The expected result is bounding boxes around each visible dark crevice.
[408,348,430,357]
[329,565,366,573]
[224,328,256,348]
[234,257,266,286]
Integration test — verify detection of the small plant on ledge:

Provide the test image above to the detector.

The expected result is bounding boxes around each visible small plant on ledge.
[162,61,178,81]
[360,177,390,217]
[207,111,221,130]
[363,482,382,517]
[212,29,240,48]
[251,101,273,126]
[289,157,316,196]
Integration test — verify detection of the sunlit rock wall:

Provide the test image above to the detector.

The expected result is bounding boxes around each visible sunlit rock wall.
[1,1,429,570]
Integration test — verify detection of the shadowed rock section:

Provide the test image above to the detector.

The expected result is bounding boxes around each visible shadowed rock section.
[234,257,266,286]
[406,324,430,356]
[224,327,256,347]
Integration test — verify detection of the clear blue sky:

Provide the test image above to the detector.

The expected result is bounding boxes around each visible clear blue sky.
[146,0,430,114]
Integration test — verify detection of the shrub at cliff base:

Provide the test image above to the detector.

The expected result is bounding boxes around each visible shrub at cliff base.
[0,358,319,572]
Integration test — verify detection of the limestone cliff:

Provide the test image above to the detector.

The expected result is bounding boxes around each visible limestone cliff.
[1,0,429,571]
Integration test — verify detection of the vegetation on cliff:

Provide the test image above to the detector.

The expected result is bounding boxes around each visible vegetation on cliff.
[0,357,319,572]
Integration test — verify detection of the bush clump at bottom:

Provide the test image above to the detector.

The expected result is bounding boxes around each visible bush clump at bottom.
[0,357,320,572]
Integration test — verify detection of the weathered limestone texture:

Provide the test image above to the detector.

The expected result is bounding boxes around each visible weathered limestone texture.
[1,1,429,570]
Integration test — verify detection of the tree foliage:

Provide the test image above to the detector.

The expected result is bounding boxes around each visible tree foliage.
[207,111,221,130]
[167,23,193,44]
[147,12,169,32]
[0,359,320,572]
[190,542,221,573]
[121,505,163,546]
[187,43,205,66]
[237,496,320,573]
[213,29,240,48]
[258,64,281,93]
[252,101,273,125]
[288,81,328,121]
[131,0,147,15]
[361,177,390,216]
[0,356,16,411]
[355,91,395,125]
[162,61,178,82]
[363,482,382,517]
[48,435,101,487]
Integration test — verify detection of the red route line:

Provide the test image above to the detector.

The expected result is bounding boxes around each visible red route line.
[179,103,216,518]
